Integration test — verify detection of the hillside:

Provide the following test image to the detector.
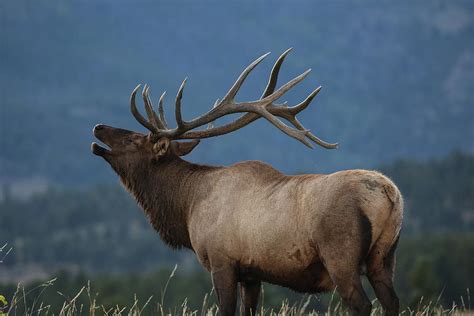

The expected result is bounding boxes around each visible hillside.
[1,1,473,187]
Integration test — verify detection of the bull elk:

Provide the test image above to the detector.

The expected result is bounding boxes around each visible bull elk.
[92,49,403,316]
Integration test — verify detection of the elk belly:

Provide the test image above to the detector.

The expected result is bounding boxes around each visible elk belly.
[238,252,335,293]
[236,218,332,292]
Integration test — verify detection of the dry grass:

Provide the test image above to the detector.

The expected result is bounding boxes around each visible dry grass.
[2,272,472,316]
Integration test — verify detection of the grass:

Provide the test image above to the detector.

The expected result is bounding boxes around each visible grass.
[1,272,471,316]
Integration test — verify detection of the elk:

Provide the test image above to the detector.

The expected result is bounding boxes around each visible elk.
[92,49,403,316]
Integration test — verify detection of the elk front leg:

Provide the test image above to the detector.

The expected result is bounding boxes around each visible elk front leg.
[239,280,261,316]
[211,264,238,316]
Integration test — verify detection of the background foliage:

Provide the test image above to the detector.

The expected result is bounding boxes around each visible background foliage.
[1,0,473,313]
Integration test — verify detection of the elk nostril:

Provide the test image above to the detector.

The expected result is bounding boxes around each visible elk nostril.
[94,124,105,131]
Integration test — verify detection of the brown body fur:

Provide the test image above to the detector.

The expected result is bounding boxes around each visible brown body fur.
[93,125,403,316]
[132,159,402,291]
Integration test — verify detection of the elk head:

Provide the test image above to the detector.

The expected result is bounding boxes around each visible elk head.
[92,49,338,174]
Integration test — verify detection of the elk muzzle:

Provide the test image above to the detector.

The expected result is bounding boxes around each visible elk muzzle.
[92,124,112,156]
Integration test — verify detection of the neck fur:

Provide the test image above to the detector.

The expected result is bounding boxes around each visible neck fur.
[118,155,217,249]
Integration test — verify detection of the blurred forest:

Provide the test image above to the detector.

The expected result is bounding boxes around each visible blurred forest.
[0,0,473,313]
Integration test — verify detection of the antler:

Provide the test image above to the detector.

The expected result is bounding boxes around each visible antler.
[130,49,338,149]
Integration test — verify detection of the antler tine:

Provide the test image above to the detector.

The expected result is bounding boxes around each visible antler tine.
[279,114,338,149]
[207,99,220,129]
[268,86,338,149]
[158,91,168,129]
[307,132,338,149]
[288,87,338,149]
[261,68,311,104]
[251,68,316,148]
[130,84,159,133]
[175,78,187,130]
[221,52,271,103]
[255,109,314,148]
[142,85,166,130]
[286,86,338,149]
[288,85,322,114]
[261,48,292,98]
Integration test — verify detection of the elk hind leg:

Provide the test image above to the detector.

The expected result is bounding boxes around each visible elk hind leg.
[367,236,400,316]
[318,245,372,314]
[328,271,371,316]
[316,208,372,315]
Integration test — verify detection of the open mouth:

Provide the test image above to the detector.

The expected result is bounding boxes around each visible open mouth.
[91,142,111,156]
[91,124,112,156]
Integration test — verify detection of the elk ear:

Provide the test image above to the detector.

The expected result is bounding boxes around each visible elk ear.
[153,138,170,158]
[171,140,200,156]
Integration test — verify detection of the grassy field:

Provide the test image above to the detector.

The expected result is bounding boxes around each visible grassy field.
[2,273,471,316]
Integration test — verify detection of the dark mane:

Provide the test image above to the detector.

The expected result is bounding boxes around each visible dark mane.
[119,154,219,249]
